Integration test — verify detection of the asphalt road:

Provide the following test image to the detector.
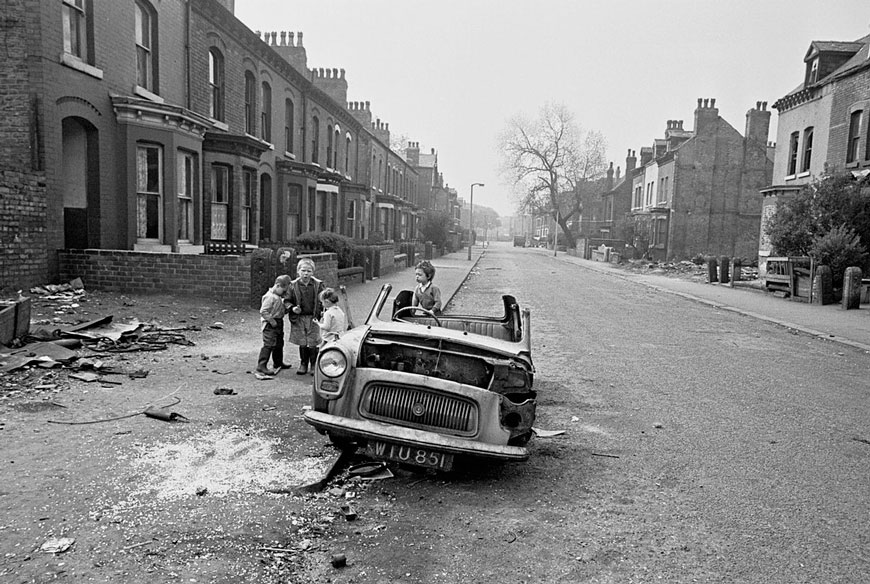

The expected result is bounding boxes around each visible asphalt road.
[4,242,868,583]
[319,241,870,583]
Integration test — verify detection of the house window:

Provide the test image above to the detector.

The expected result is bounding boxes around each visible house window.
[177,150,196,242]
[260,82,271,143]
[788,131,799,175]
[134,1,156,92]
[808,58,819,85]
[346,199,356,238]
[259,173,271,242]
[801,127,813,172]
[654,219,667,246]
[334,127,341,169]
[241,168,255,242]
[307,187,316,232]
[317,190,326,231]
[136,144,162,240]
[326,124,333,169]
[286,184,301,240]
[345,136,351,177]
[244,71,256,135]
[210,165,230,240]
[311,116,320,164]
[62,0,89,61]
[284,99,294,153]
[847,110,863,164]
[208,48,224,121]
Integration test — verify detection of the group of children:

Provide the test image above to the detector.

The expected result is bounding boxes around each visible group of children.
[257,257,441,378]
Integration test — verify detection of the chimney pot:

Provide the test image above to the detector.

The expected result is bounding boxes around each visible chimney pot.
[297,32,303,46]
[711,98,716,108]
[698,98,703,107]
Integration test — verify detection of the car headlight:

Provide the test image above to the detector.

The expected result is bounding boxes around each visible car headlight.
[318,349,347,378]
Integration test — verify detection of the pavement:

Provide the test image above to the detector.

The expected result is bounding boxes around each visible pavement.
[342,243,870,354]
[339,247,485,327]
[540,248,870,354]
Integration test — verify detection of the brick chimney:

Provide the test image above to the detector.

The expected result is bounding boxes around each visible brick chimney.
[625,149,637,173]
[744,101,771,144]
[311,67,348,105]
[404,141,420,166]
[372,118,390,145]
[347,100,372,127]
[263,31,308,74]
[693,97,719,135]
[605,162,614,192]
[639,147,653,166]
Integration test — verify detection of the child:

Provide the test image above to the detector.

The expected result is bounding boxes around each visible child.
[286,258,325,375]
[318,287,348,345]
[412,260,443,314]
[257,274,291,376]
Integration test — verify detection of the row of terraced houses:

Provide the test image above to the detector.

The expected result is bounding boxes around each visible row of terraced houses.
[525,33,870,276]
[1,0,461,292]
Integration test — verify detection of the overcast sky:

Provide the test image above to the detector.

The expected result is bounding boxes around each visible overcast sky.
[234,1,870,216]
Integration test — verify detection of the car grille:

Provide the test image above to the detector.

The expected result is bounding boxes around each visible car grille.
[360,383,478,437]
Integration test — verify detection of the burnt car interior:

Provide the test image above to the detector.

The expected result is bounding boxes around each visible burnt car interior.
[391,290,523,342]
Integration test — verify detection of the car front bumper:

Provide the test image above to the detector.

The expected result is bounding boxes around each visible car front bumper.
[303,410,529,461]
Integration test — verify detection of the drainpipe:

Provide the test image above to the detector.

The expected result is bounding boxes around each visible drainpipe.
[184,0,191,109]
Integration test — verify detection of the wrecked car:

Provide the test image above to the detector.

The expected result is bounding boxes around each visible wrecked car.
[304,283,536,471]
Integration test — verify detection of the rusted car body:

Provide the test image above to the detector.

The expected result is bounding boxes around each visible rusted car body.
[304,284,536,471]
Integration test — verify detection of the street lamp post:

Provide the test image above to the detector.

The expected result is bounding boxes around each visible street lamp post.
[467,182,484,260]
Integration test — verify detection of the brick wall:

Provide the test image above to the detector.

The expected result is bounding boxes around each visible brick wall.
[59,250,252,305]
[827,68,870,171]
[0,1,48,293]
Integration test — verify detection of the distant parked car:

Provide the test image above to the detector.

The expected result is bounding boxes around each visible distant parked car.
[304,284,536,471]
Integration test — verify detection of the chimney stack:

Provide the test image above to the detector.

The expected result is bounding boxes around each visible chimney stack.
[744,100,771,144]
[693,97,719,135]
[639,147,653,166]
[626,149,637,173]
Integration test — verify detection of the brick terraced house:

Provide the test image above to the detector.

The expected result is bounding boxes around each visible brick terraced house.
[627,99,774,261]
[0,0,451,291]
[759,34,870,276]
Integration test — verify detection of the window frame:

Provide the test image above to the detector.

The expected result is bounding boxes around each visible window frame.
[244,71,256,136]
[177,150,197,243]
[241,168,255,242]
[260,81,272,143]
[62,0,86,60]
[210,164,230,241]
[284,98,294,154]
[136,143,163,242]
[847,110,863,164]
[326,123,333,169]
[800,127,814,173]
[208,48,225,122]
[311,116,320,164]
[134,0,157,93]
[787,131,800,175]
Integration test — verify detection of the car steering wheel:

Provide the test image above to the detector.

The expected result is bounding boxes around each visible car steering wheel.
[393,306,442,327]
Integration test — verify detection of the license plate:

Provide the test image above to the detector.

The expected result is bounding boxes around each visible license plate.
[366,441,453,471]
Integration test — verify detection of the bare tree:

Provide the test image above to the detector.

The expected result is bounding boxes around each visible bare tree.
[498,103,607,249]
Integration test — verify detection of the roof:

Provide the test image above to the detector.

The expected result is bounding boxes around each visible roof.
[805,40,865,60]
[417,153,436,168]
